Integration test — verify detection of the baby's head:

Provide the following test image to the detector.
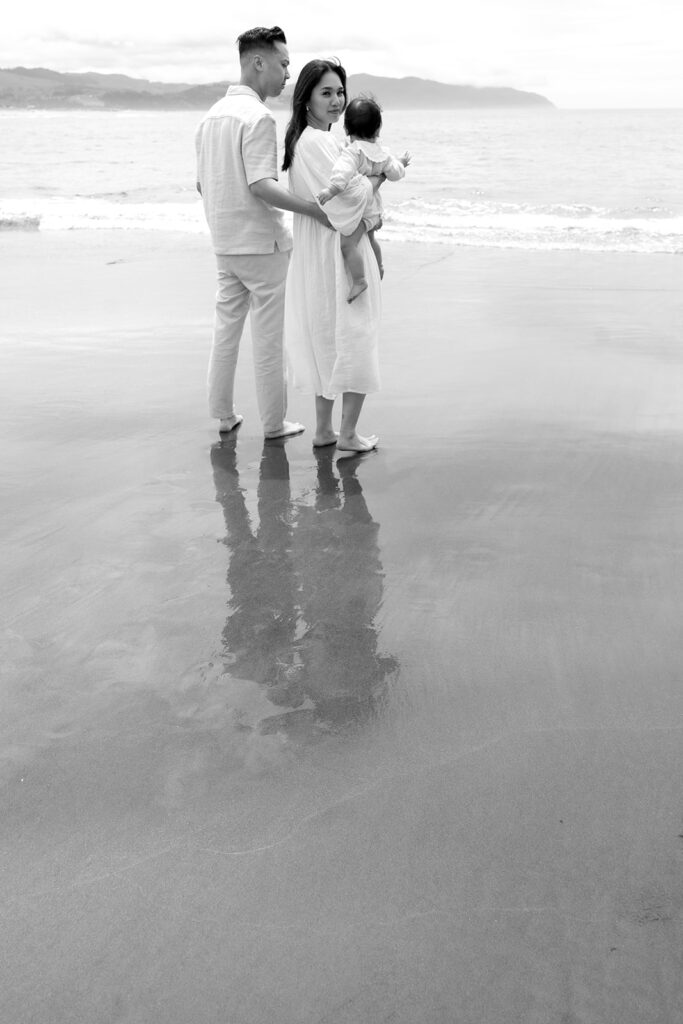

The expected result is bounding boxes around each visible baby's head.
[343,97,382,141]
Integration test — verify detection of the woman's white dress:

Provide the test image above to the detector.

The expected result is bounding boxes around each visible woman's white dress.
[284,127,382,399]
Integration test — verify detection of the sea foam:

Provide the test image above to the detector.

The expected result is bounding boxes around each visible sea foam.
[2,195,682,254]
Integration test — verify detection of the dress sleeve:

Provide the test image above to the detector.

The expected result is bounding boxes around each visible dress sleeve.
[291,130,340,195]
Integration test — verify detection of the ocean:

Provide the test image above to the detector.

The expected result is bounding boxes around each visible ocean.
[1,106,682,253]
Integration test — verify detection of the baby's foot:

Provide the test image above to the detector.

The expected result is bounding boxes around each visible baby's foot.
[348,279,368,303]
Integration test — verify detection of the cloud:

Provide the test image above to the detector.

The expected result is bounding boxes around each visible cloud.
[2,0,683,106]
[0,27,237,82]
[285,30,388,52]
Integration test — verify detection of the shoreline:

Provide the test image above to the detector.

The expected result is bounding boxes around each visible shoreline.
[2,219,682,256]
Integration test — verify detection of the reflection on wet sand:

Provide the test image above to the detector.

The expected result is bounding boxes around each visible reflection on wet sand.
[212,436,297,688]
[291,448,398,724]
[210,439,397,738]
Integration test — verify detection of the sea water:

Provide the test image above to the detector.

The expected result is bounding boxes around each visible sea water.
[1,106,682,253]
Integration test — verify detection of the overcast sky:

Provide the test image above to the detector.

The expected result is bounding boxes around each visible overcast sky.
[3,0,682,108]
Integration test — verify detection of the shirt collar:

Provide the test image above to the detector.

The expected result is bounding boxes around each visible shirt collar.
[226,85,264,102]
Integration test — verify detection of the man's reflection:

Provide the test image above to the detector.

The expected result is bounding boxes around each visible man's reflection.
[210,438,397,734]
[211,435,297,688]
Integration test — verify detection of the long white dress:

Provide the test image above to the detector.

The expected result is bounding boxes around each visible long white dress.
[284,127,382,399]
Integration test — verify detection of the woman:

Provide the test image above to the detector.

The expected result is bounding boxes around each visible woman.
[283,60,382,452]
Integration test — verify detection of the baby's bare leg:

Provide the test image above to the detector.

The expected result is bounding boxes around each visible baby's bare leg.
[340,223,368,303]
[368,229,384,279]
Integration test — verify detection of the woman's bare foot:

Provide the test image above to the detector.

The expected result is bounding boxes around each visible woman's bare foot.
[336,433,378,452]
[312,430,339,447]
[348,279,368,303]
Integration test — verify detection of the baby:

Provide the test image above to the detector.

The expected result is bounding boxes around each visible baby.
[317,97,411,302]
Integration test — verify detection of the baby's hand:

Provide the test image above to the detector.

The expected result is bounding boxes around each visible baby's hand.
[316,188,333,206]
[400,151,412,168]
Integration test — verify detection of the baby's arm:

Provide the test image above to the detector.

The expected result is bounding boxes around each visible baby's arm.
[382,150,411,181]
[315,146,362,206]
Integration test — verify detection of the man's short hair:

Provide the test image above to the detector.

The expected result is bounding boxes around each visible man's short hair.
[237,26,287,58]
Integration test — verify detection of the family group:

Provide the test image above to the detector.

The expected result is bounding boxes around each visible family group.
[195,25,410,452]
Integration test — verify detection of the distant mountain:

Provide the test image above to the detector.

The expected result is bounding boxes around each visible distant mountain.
[0,67,554,110]
[344,74,552,109]
[0,67,199,108]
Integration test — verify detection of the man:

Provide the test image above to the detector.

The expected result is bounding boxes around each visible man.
[195,26,326,438]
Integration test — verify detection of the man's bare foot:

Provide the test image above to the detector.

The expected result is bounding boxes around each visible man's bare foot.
[264,420,305,439]
[348,279,368,303]
[312,430,339,448]
[218,414,243,433]
[336,433,378,452]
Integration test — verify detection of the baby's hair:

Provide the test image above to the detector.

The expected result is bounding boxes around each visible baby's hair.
[344,96,382,139]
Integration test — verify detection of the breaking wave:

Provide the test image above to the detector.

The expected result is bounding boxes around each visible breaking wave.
[2,195,682,254]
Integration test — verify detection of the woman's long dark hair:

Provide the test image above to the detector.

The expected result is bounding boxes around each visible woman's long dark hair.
[282,59,347,171]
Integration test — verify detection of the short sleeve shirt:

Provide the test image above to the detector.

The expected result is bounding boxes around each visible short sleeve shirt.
[195,85,292,255]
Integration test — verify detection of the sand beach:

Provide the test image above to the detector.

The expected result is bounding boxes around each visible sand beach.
[1,229,683,1023]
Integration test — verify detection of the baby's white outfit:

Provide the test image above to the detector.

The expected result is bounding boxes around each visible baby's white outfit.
[326,139,405,234]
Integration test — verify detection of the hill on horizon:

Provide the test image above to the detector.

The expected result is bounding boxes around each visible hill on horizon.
[0,67,555,110]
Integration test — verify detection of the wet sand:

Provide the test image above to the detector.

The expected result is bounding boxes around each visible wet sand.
[2,231,683,1023]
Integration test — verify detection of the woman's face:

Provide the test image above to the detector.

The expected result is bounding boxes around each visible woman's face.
[306,71,345,130]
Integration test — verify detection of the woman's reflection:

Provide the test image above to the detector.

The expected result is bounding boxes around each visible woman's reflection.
[210,438,397,736]
[291,448,397,724]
